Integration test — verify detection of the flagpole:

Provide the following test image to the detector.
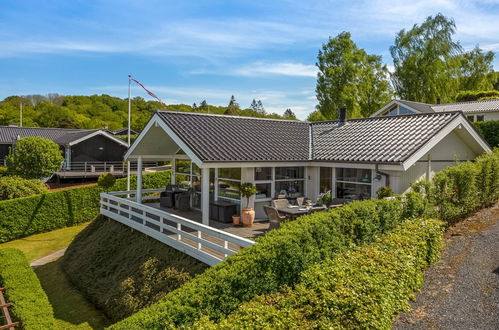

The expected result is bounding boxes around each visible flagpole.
[126,75,132,193]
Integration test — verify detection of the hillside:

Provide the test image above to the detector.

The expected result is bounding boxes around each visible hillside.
[0,94,296,132]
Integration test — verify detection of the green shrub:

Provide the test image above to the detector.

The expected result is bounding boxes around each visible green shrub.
[238,182,257,208]
[0,166,8,177]
[98,173,117,190]
[62,217,207,321]
[472,120,499,148]
[429,150,498,223]
[455,90,499,102]
[0,170,170,243]
[0,176,47,200]
[0,248,55,329]
[6,137,64,179]
[199,218,444,329]
[376,186,394,199]
[110,198,428,329]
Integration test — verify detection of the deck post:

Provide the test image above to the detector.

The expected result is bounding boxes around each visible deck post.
[201,167,210,225]
[136,156,143,203]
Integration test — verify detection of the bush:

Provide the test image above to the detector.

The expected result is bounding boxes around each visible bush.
[5,137,64,179]
[98,173,116,190]
[429,150,498,223]
[62,217,207,322]
[0,176,47,200]
[0,170,170,243]
[376,185,394,199]
[198,218,445,329]
[0,248,55,329]
[473,120,499,148]
[0,166,8,177]
[110,198,428,329]
[455,90,499,102]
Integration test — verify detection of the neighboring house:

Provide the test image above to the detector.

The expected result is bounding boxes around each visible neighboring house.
[371,99,499,122]
[0,126,129,176]
[109,128,138,136]
[119,110,490,223]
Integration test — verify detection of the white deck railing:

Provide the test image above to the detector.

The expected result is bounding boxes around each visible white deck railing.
[100,189,255,266]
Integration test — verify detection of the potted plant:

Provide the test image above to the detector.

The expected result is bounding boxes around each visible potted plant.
[238,182,257,227]
[232,214,241,225]
[316,191,332,207]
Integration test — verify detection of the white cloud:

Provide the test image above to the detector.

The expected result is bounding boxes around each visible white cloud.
[233,62,317,77]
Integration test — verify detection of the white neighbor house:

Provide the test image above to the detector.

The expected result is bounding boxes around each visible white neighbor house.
[98,109,490,265]
[371,98,499,122]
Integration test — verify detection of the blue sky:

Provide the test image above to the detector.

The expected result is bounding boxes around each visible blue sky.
[1,0,498,119]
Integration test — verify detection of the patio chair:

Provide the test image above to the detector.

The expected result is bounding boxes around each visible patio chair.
[263,205,286,230]
[175,188,192,211]
[272,198,290,209]
[159,190,175,208]
[329,198,349,208]
[296,197,312,207]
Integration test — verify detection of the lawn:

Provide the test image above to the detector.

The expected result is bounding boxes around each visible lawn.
[36,258,110,329]
[0,223,90,262]
[0,222,111,329]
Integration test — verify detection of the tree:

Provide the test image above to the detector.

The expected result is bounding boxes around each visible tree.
[199,100,208,112]
[316,32,392,119]
[283,108,297,120]
[458,47,495,91]
[256,100,265,114]
[192,103,198,110]
[225,95,240,115]
[389,13,495,104]
[98,173,117,191]
[6,137,64,179]
[250,99,258,111]
[307,110,326,122]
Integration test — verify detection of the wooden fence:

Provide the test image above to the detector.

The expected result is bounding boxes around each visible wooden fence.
[0,288,18,330]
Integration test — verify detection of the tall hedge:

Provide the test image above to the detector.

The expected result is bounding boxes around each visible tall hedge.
[0,248,55,329]
[472,120,499,148]
[197,218,445,329]
[428,150,498,223]
[0,171,170,243]
[110,198,428,329]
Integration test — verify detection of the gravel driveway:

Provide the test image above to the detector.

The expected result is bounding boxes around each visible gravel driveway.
[394,203,499,330]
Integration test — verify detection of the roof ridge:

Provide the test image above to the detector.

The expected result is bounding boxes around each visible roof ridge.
[310,111,460,125]
[0,126,94,131]
[432,98,499,107]
[156,110,307,124]
[397,99,434,106]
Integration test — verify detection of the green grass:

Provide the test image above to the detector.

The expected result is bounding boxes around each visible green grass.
[35,258,111,329]
[0,222,90,262]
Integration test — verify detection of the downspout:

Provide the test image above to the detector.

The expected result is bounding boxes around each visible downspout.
[375,164,390,187]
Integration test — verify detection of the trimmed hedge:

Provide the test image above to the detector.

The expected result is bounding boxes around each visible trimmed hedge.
[0,248,55,329]
[0,176,48,200]
[198,218,445,329]
[0,170,171,243]
[420,150,499,223]
[472,120,499,148]
[110,198,428,329]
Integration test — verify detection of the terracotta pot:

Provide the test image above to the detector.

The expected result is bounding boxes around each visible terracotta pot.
[241,208,255,227]
[232,215,241,225]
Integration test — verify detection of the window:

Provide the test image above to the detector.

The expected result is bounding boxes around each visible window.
[335,168,372,200]
[467,115,475,122]
[386,107,398,116]
[173,159,202,208]
[476,115,485,122]
[319,167,332,193]
[255,167,272,181]
[217,168,241,201]
[275,167,305,198]
[275,167,304,180]
[255,183,272,199]
[384,105,415,116]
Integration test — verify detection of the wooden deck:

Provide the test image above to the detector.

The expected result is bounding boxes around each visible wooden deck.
[147,202,271,239]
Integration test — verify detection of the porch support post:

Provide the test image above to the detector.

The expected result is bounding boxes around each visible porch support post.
[201,167,210,225]
[136,156,143,203]
[65,145,71,171]
[171,158,176,185]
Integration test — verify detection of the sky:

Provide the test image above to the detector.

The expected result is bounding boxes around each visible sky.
[1,0,498,119]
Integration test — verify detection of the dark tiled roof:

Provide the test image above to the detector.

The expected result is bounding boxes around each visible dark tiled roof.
[155,111,461,164]
[0,126,97,145]
[157,111,310,162]
[398,100,435,113]
[311,112,460,163]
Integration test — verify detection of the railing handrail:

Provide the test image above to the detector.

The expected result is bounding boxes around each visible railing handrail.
[99,192,255,265]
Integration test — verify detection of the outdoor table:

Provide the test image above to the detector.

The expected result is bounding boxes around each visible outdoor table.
[276,206,326,220]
